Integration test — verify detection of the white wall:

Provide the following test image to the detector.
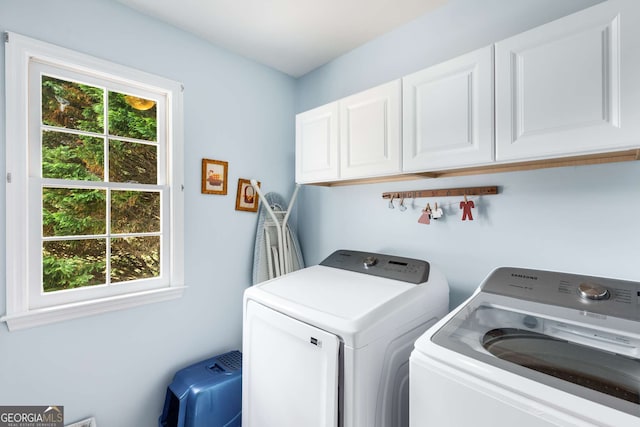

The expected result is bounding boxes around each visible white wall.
[295,0,640,308]
[0,0,296,425]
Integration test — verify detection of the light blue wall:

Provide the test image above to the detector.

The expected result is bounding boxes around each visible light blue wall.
[295,0,640,308]
[0,0,295,425]
[2,0,640,425]
[296,0,605,110]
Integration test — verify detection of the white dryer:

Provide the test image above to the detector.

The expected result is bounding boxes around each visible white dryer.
[242,249,449,427]
[410,267,640,427]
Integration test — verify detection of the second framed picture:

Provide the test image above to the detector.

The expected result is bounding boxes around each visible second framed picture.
[201,158,228,195]
[235,179,260,212]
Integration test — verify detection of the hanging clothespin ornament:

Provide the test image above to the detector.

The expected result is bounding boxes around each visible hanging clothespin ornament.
[418,203,432,224]
[432,202,444,220]
[460,193,475,221]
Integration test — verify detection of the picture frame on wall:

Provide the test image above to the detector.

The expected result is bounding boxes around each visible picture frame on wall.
[201,158,228,195]
[235,178,260,212]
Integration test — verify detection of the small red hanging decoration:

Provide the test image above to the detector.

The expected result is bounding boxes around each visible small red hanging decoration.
[460,196,474,221]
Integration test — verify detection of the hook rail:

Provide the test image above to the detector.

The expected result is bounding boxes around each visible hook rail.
[382,186,498,200]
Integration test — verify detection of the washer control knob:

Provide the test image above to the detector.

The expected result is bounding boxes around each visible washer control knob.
[578,282,610,301]
[363,256,378,268]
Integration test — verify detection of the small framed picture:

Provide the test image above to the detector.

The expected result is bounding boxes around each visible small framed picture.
[235,178,260,212]
[201,158,228,195]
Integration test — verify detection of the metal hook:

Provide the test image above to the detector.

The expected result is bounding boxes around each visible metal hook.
[388,195,395,209]
[399,197,407,211]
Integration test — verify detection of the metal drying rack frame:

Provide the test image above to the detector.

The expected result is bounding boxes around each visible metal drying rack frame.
[250,179,301,276]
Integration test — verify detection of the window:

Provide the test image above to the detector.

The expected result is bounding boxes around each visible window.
[3,32,185,330]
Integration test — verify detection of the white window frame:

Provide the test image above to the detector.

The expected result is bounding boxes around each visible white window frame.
[2,32,185,331]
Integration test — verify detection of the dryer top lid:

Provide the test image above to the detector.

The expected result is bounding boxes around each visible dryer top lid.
[251,264,416,323]
[244,256,448,347]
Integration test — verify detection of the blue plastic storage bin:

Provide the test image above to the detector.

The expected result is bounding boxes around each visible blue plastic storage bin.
[159,350,242,427]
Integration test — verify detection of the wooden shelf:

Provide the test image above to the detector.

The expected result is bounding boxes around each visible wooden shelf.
[304,149,640,187]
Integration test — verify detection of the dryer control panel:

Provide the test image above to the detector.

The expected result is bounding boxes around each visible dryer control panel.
[320,250,430,284]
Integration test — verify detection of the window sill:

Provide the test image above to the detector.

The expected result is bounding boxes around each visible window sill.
[0,286,186,331]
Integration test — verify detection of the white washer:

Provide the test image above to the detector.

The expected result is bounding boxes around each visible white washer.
[242,249,449,427]
[410,267,640,427]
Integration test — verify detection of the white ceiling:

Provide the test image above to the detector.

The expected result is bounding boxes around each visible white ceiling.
[115,0,448,77]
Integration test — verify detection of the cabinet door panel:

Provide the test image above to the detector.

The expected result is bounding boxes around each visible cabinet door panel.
[403,46,494,171]
[495,0,640,161]
[340,80,401,179]
[518,29,606,133]
[295,103,339,183]
[416,73,471,151]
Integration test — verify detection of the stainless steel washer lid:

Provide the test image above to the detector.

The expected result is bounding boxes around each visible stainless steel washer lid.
[424,267,640,418]
[481,327,640,405]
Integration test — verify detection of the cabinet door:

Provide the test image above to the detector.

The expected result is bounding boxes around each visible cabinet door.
[495,0,640,161]
[403,46,494,171]
[339,80,402,180]
[295,102,339,183]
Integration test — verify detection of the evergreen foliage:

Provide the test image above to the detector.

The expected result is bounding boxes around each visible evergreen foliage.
[41,76,160,292]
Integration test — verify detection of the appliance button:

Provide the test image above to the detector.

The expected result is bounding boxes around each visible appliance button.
[522,315,538,329]
[363,256,378,268]
[578,282,610,301]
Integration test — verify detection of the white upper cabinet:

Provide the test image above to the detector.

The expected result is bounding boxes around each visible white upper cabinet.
[495,0,640,161]
[296,102,339,183]
[403,46,494,171]
[296,80,401,183]
[295,0,640,184]
[339,80,402,180]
